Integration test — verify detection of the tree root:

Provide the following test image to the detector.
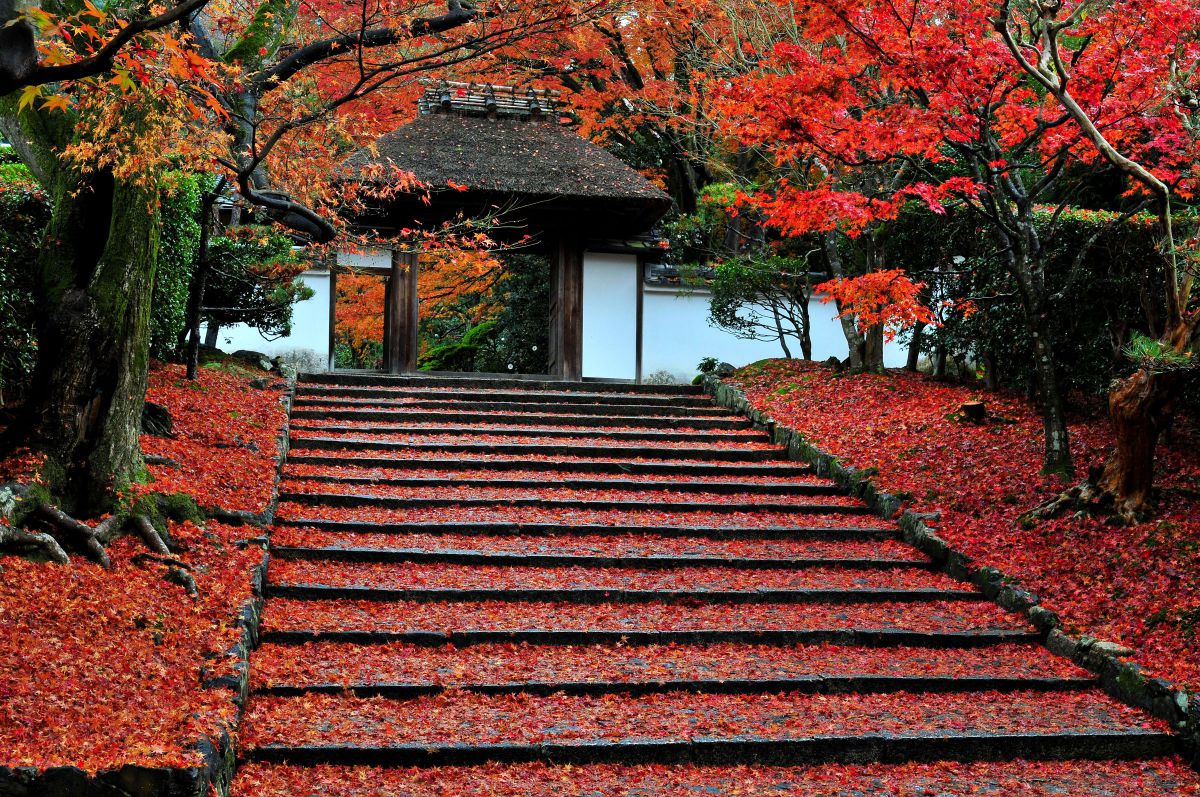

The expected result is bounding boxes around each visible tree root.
[0,492,202,595]
[0,522,70,565]
[1019,472,1142,526]
[36,504,113,568]
[132,552,199,598]
[144,454,182,468]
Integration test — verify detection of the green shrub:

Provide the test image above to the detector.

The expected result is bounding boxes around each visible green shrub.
[0,164,46,401]
[150,174,203,360]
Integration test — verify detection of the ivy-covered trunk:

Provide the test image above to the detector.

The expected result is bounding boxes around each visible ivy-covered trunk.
[25,169,160,514]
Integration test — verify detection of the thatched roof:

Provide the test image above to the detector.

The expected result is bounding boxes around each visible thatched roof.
[343,112,672,236]
[347,113,669,203]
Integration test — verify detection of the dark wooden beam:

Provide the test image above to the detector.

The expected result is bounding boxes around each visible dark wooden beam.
[548,238,583,381]
[327,267,338,371]
[384,249,420,374]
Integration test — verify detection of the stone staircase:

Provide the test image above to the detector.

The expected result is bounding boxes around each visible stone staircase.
[231,374,1194,795]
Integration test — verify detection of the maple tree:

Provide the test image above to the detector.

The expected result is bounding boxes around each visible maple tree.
[708,0,1200,478]
[0,0,607,557]
[992,0,1200,520]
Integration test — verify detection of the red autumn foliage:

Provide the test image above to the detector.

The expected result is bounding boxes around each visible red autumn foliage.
[242,688,1163,748]
[281,480,864,507]
[731,360,1200,690]
[263,597,1032,635]
[0,521,263,772]
[275,503,876,529]
[271,527,927,562]
[137,363,289,513]
[0,363,288,774]
[266,559,962,593]
[283,463,831,486]
[234,759,1200,796]
[251,641,1088,689]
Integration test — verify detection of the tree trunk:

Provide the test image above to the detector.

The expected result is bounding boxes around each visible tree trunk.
[1095,367,1182,520]
[905,322,925,371]
[863,324,885,373]
[204,323,220,348]
[799,297,812,361]
[1029,320,1073,475]
[184,186,221,380]
[24,171,161,514]
[822,231,865,370]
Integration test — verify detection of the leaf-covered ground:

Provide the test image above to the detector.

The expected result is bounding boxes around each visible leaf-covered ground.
[233,759,1200,796]
[263,597,1034,635]
[251,641,1089,688]
[271,527,928,561]
[241,688,1165,748]
[732,360,1200,689]
[266,559,965,592]
[0,362,288,773]
[139,363,290,512]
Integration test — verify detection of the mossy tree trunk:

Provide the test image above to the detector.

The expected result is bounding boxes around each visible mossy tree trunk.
[2,102,162,515]
[27,170,161,514]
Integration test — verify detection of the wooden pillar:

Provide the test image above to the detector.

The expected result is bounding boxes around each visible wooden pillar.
[327,266,338,371]
[548,238,583,381]
[384,249,419,374]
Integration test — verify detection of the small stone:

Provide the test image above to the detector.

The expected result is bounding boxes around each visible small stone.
[141,401,174,437]
[1092,640,1135,658]
[249,377,270,389]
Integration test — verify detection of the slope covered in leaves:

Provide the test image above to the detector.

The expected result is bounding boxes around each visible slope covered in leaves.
[731,359,1200,690]
[0,362,289,773]
[138,362,290,513]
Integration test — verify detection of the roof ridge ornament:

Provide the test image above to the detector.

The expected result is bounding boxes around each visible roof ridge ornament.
[418,79,561,120]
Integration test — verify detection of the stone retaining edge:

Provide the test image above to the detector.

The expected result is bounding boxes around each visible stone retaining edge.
[191,371,297,797]
[703,373,1200,768]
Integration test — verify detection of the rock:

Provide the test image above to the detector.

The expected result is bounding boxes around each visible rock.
[1092,639,1135,658]
[231,350,273,370]
[823,356,845,371]
[141,401,174,437]
[249,377,270,390]
[714,362,736,377]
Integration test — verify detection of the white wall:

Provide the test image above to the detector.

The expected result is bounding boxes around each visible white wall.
[582,253,639,379]
[203,269,330,369]
[206,251,909,381]
[640,286,906,383]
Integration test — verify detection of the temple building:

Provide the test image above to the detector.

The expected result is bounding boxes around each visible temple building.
[207,83,904,380]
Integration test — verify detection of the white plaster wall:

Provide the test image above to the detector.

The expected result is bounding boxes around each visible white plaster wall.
[337,248,391,272]
[582,252,639,380]
[202,269,330,370]
[640,286,907,383]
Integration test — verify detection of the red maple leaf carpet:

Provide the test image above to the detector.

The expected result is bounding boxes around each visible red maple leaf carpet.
[233,375,1200,796]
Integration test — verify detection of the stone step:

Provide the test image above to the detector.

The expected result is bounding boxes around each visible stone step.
[290,398,732,417]
[289,407,752,430]
[284,454,813,478]
[269,545,931,570]
[251,640,1093,697]
[264,560,978,604]
[295,386,716,407]
[276,491,871,515]
[240,689,1172,766]
[288,436,781,462]
[280,473,842,496]
[260,597,1039,647]
[298,373,703,394]
[289,421,763,444]
[231,759,1200,797]
[273,519,899,541]
[270,528,926,564]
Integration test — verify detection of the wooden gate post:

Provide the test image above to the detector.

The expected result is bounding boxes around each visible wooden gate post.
[385,249,419,374]
[548,238,583,381]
